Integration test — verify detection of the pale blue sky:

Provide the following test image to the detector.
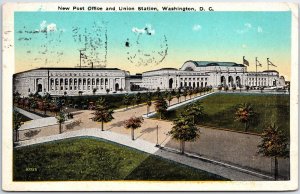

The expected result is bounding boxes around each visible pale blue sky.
[15,11,291,79]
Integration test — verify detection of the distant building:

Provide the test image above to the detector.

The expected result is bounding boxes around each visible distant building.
[13,67,130,96]
[13,60,286,96]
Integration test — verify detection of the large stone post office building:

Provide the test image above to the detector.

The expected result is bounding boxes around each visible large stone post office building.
[13,60,286,97]
[13,67,130,96]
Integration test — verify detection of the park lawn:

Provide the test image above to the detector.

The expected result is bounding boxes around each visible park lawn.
[165,93,290,134]
[13,138,227,181]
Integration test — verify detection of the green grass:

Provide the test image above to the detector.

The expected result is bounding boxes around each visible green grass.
[13,138,227,181]
[164,93,290,134]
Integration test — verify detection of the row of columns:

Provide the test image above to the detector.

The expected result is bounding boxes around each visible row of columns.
[49,77,125,92]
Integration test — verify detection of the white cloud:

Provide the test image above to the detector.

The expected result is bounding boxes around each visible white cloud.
[47,23,57,32]
[193,24,202,31]
[132,27,146,34]
[236,23,252,34]
[244,23,252,29]
[257,26,263,33]
[40,20,57,32]
[132,24,155,35]
[40,20,47,31]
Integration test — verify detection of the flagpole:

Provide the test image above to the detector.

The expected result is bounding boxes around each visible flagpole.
[79,49,86,68]
[79,50,82,68]
[267,58,269,87]
[256,57,257,87]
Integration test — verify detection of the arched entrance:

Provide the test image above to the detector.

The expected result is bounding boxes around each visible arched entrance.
[169,78,173,89]
[228,76,234,87]
[115,83,119,91]
[220,76,226,86]
[37,84,42,92]
[236,76,241,87]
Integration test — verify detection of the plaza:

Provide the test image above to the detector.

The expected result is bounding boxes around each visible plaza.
[14,90,290,181]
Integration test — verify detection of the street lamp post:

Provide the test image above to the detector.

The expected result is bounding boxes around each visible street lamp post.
[156,125,159,147]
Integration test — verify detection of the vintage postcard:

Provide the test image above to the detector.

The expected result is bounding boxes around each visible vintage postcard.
[2,2,299,191]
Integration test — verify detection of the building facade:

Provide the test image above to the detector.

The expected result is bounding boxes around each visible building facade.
[13,61,286,97]
[13,67,130,97]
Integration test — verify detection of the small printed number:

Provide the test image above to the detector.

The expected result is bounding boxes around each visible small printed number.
[25,167,37,172]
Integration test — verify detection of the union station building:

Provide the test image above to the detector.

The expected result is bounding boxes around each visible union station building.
[13,60,286,97]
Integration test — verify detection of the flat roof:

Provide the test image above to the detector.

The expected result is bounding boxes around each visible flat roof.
[14,67,122,75]
[143,68,178,74]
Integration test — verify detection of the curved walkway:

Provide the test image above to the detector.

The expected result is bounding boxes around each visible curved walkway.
[143,92,216,118]
[16,128,270,181]
[14,107,43,120]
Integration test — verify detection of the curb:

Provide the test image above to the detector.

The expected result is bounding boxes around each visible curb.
[160,146,275,180]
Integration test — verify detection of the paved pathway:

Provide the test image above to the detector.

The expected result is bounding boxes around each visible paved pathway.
[16,128,268,181]
[19,117,57,131]
[14,107,43,120]
[144,92,216,118]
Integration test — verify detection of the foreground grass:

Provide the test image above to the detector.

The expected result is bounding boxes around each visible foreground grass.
[14,138,227,181]
[165,93,290,134]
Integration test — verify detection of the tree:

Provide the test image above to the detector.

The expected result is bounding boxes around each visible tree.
[42,100,50,116]
[188,89,193,99]
[168,116,199,154]
[183,101,204,124]
[30,100,37,111]
[106,88,110,94]
[34,91,42,99]
[234,103,255,132]
[171,89,176,96]
[13,110,23,143]
[257,124,289,180]
[91,98,114,131]
[218,85,223,92]
[199,87,203,95]
[24,98,31,110]
[245,85,250,92]
[146,93,152,116]
[155,87,161,98]
[44,92,52,101]
[194,87,200,96]
[123,94,130,110]
[135,92,142,106]
[56,111,66,134]
[20,98,26,108]
[131,94,136,107]
[124,116,144,140]
[154,96,168,120]
[232,85,236,92]
[182,89,188,101]
[239,85,243,92]
[224,85,229,92]
[176,91,181,103]
[13,92,21,104]
[166,92,173,106]
[55,98,63,112]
